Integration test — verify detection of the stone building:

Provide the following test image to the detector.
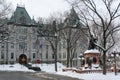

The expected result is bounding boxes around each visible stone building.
[2,5,38,64]
[0,5,88,68]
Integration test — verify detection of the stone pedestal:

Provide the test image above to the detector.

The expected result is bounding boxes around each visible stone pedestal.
[84,49,100,68]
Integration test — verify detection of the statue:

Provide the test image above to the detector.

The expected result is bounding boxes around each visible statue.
[88,35,97,50]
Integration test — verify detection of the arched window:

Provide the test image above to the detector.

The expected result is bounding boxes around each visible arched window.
[86,57,92,66]
[93,57,97,64]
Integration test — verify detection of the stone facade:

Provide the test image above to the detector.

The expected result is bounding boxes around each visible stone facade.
[0,6,88,68]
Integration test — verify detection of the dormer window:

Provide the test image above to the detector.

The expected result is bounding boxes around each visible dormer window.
[21,11,24,15]
[19,11,26,24]
[20,16,26,24]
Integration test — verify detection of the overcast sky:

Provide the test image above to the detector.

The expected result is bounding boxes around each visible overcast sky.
[7,0,70,19]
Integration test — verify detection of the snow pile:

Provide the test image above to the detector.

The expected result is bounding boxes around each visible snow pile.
[82,64,101,70]
[84,49,100,54]
[32,62,66,73]
[91,64,101,70]
[0,63,34,72]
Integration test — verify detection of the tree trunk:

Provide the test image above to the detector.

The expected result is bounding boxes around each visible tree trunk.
[103,50,106,75]
[103,32,106,75]
[70,58,73,67]
[67,47,70,67]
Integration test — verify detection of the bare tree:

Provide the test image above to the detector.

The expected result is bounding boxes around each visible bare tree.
[66,0,120,75]
[60,23,87,67]
[0,0,12,20]
[60,8,88,67]
[0,0,12,37]
[91,22,116,52]
[37,13,64,71]
[0,0,12,31]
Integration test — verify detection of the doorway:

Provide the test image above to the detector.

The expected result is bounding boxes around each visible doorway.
[19,54,27,64]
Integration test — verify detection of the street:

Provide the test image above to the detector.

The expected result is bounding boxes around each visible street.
[0,71,83,80]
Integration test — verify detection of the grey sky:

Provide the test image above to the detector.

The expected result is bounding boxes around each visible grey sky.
[7,0,70,19]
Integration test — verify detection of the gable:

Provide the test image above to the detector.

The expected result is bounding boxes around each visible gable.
[10,6,34,25]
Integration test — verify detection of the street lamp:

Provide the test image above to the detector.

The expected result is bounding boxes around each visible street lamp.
[111,51,120,75]
[107,58,112,68]
[54,33,58,72]
[79,54,84,67]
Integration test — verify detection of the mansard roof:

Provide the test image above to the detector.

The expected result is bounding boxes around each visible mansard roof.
[64,7,84,28]
[9,6,35,25]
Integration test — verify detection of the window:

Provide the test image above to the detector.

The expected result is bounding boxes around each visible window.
[63,52,66,58]
[19,42,27,50]
[1,51,4,59]
[1,43,4,48]
[20,11,24,15]
[11,43,14,48]
[10,36,14,41]
[19,28,27,34]
[46,53,48,59]
[11,53,14,59]
[59,53,61,58]
[59,43,61,50]
[33,42,36,49]
[33,53,36,59]
[52,54,54,59]
[20,16,26,24]
[19,36,27,40]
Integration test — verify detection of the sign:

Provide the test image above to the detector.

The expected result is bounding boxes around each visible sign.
[36,59,40,64]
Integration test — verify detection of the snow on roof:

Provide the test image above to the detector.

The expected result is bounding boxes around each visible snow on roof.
[84,49,100,54]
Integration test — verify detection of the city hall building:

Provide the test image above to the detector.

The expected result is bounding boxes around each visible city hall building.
[0,5,88,67]
[2,5,39,64]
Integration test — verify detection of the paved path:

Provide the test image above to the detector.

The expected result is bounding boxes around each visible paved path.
[0,71,83,80]
[34,72,83,80]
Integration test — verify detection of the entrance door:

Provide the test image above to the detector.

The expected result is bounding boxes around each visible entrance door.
[19,54,27,64]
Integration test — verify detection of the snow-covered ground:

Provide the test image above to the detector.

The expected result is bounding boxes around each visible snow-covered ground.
[0,63,35,72]
[0,63,120,80]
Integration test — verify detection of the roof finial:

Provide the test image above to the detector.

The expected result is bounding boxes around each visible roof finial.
[17,0,25,7]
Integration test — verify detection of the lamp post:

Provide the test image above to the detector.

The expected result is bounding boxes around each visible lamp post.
[54,33,58,72]
[111,51,120,75]
[107,58,112,69]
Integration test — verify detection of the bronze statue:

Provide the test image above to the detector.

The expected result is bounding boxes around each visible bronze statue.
[88,35,97,50]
